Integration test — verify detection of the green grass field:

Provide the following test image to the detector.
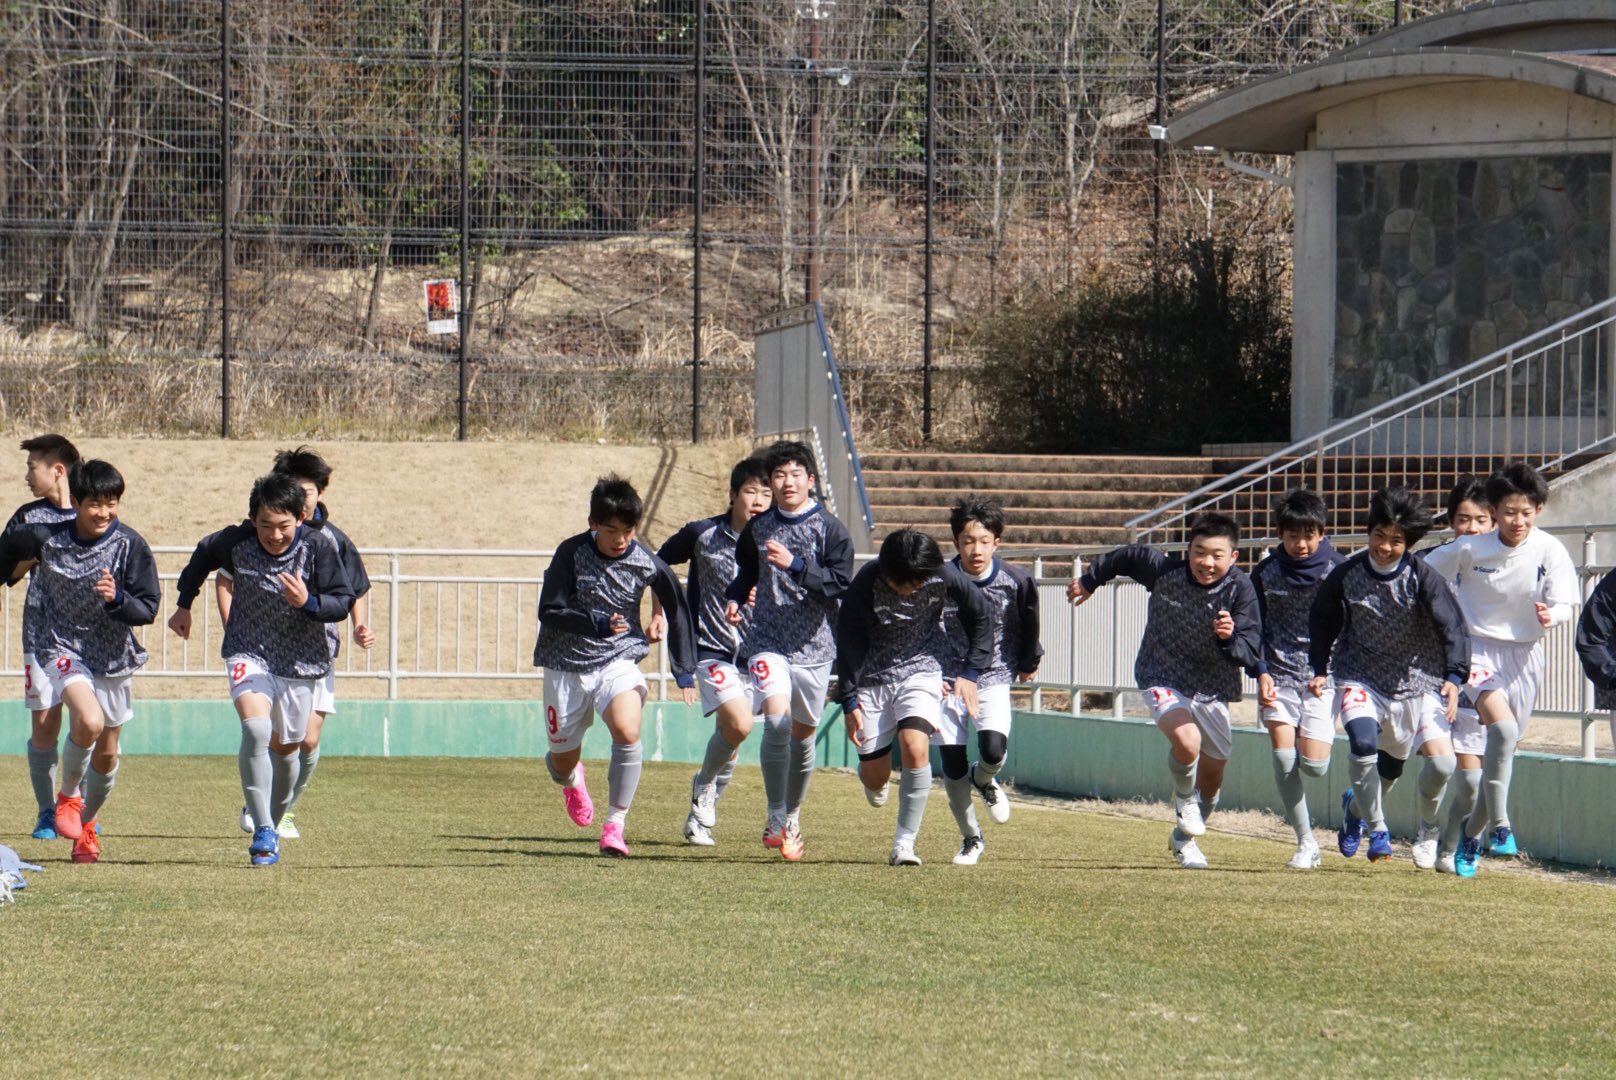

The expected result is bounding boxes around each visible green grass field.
[4,757,1614,1078]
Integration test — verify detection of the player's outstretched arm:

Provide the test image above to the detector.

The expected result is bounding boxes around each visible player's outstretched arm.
[1071,544,1170,603]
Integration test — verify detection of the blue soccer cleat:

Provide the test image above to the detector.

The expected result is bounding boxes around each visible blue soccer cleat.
[1337,790,1365,858]
[1455,833,1482,878]
[1366,830,1394,862]
[249,824,280,866]
[31,806,57,840]
[1487,826,1518,857]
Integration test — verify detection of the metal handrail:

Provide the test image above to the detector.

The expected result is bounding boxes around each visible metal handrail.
[1126,294,1616,540]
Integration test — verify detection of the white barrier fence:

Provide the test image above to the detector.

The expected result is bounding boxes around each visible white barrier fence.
[2,525,1611,758]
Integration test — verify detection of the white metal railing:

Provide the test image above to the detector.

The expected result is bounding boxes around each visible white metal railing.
[1126,295,1616,542]
[1021,521,1616,761]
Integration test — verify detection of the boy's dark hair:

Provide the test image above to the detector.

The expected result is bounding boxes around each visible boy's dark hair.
[20,434,80,469]
[1187,512,1240,548]
[763,440,817,480]
[249,471,308,519]
[877,528,944,586]
[1274,487,1328,534]
[589,473,643,528]
[949,497,1006,539]
[1485,462,1550,508]
[729,454,770,496]
[1367,485,1434,546]
[272,445,333,492]
[1446,476,1488,522]
[69,459,123,503]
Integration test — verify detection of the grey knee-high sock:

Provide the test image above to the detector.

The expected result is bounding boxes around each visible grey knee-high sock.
[1299,754,1330,779]
[606,741,643,826]
[81,761,118,823]
[759,713,790,816]
[26,741,58,813]
[1198,792,1219,826]
[1482,717,1520,830]
[1442,767,1482,853]
[895,764,932,845]
[713,754,737,800]
[270,751,301,825]
[238,716,273,830]
[544,752,579,787]
[1272,748,1308,842]
[1167,752,1196,799]
[1349,754,1383,831]
[786,733,816,817]
[59,738,92,799]
[973,755,1003,782]
[1417,753,1456,829]
[695,730,733,788]
[287,746,319,811]
[943,774,979,839]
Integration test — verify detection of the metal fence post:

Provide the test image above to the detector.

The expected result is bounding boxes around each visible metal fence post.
[1583,529,1598,760]
[456,0,471,441]
[219,0,233,439]
[387,552,401,699]
[690,0,706,445]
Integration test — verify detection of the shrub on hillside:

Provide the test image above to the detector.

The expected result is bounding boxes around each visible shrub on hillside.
[974,238,1291,453]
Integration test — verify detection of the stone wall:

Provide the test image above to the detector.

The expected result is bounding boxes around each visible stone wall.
[1333,153,1610,418]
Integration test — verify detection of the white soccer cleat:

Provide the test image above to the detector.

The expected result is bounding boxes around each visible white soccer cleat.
[952,835,985,865]
[1412,823,1440,870]
[975,775,1011,825]
[1435,851,1457,875]
[1171,833,1208,870]
[238,806,252,834]
[1173,795,1206,837]
[277,813,300,840]
[683,811,715,847]
[863,783,889,808]
[689,774,717,829]
[1286,837,1322,870]
[888,839,922,867]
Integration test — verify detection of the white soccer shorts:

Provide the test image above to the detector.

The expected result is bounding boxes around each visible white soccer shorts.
[312,670,337,716]
[543,657,648,753]
[41,654,132,728]
[747,652,832,728]
[22,652,60,712]
[1143,685,1233,761]
[1260,683,1336,744]
[1337,681,1450,760]
[850,672,942,756]
[935,681,1012,746]
[1464,637,1544,738]
[696,658,750,718]
[228,655,319,744]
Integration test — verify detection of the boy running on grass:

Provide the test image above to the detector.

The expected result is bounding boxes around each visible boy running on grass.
[169,472,355,868]
[222,446,375,840]
[1067,513,1262,870]
[1308,486,1468,869]
[1250,488,1341,870]
[0,460,160,864]
[5,434,82,840]
[936,497,1041,865]
[656,455,772,847]
[838,528,992,867]
[1421,464,1577,876]
[724,440,855,861]
[535,475,695,857]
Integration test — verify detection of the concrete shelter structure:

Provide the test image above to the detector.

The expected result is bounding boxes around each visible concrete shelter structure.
[1166,0,1616,441]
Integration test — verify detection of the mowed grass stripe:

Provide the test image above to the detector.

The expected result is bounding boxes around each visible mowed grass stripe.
[2,757,1612,1078]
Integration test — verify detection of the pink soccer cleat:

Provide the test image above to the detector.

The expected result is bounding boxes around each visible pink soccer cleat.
[762,816,785,849]
[599,821,630,857]
[562,764,594,827]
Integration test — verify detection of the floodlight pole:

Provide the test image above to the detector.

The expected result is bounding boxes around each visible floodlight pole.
[922,0,935,443]
[691,0,706,445]
[219,0,233,438]
[457,0,471,441]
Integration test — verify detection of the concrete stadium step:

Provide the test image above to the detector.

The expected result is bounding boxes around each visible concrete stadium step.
[863,452,1213,476]
[876,523,1133,550]
[866,487,1177,511]
[863,470,1212,493]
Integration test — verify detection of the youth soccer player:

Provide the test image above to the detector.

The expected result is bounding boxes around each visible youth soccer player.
[1427,477,1493,873]
[656,455,771,846]
[724,440,855,861]
[937,498,1041,865]
[1251,488,1341,870]
[223,446,375,839]
[1421,464,1577,876]
[1575,568,1616,762]
[0,459,160,864]
[838,529,992,866]
[1308,486,1469,868]
[535,474,695,857]
[5,434,81,840]
[169,472,355,867]
[1067,513,1262,870]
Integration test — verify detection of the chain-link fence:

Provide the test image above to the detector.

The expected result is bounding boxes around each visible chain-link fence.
[0,0,1466,445]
